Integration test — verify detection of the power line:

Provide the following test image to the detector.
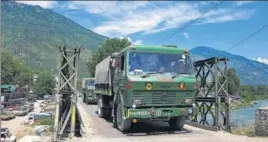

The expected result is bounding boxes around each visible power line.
[226,23,268,52]
[157,1,224,44]
[217,23,268,84]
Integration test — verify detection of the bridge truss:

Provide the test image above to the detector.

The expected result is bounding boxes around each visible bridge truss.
[187,57,231,132]
[53,46,81,141]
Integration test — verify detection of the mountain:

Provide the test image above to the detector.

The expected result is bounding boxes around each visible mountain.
[190,46,268,85]
[1,1,107,77]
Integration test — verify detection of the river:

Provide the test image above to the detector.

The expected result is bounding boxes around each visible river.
[231,99,268,127]
[195,100,268,128]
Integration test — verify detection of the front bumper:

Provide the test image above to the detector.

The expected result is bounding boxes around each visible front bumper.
[126,106,198,119]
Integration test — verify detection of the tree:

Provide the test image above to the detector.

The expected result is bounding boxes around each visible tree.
[257,84,266,95]
[87,38,131,77]
[1,52,33,86]
[219,68,240,95]
[33,71,55,98]
[241,90,251,103]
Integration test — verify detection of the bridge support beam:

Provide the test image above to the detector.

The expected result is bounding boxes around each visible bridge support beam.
[187,57,231,132]
[53,46,80,141]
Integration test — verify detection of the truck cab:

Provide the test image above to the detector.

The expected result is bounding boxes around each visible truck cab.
[82,78,96,104]
[95,45,197,132]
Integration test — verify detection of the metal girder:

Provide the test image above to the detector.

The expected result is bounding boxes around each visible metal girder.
[187,57,231,132]
[53,46,80,141]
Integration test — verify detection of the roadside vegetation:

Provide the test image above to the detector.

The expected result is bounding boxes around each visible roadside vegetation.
[1,51,56,97]
[232,125,255,137]
[215,67,268,109]
[33,71,56,98]
[1,52,33,86]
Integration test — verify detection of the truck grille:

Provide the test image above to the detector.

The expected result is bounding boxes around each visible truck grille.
[132,92,178,105]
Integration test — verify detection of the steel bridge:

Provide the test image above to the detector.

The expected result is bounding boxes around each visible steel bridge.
[186,57,231,132]
[52,46,82,141]
[52,46,232,140]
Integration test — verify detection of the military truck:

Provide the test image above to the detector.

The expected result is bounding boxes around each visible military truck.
[94,45,197,132]
[82,78,97,104]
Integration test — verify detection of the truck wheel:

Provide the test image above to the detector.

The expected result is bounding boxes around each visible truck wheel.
[85,98,89,104]
[82,94,86,103]
[168,116,186,130]
[97,98,105,118]
[116,103,131,132]
[105,108,112,118]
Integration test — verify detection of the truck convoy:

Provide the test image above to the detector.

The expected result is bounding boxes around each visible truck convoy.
[94,45,197,132]
[82,78,96,104]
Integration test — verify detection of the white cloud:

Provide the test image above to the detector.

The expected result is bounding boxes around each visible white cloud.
[64,1,256,37]
[133,40,143,45]
[16,1,57,8]
[183,32,189,39]
[197,9,255,25]
[118,36,142,45]
[236,1,255,6]
[254,57,268,65]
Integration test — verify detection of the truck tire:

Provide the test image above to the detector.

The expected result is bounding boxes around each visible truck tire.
[82,94,86,103]
[97,98,105,118]
[168,116,186,130]
[116,102,131,132]
[85,97,89,104]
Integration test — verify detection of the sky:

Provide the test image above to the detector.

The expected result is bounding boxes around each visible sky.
[16,1,268,64]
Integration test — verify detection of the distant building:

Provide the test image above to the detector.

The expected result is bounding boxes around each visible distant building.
[1,85,28,109]
[33,74,38,83]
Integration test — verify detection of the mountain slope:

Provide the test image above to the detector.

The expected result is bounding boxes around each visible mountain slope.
[190,46,268,85]
[1,1,107,77]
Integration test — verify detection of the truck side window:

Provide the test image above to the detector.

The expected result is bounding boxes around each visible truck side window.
[120,55,125,71]
[1,134,6,138]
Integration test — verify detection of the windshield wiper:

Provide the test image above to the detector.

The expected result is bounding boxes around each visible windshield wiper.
[171,73,190,79]
[141,72,163,78]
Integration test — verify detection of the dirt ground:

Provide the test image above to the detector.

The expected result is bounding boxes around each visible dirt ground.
[1,101,41,140]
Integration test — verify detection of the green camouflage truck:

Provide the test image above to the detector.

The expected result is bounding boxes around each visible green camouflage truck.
[82,78,97,104]
[94,45,197,132]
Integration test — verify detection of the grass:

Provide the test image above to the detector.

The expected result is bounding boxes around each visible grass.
[231,102,253,110]
[232,122,255,137]
[32,118,55,133]
[253,95,268,101]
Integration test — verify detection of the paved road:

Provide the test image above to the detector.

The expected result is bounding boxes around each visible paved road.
[79,99,268,142]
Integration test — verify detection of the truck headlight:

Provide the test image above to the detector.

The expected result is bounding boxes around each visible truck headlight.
[132,99,142,106]
[187,108,193,114]
[184,98,193,104]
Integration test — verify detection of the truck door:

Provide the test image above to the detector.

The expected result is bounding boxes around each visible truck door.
[114,53,125,93]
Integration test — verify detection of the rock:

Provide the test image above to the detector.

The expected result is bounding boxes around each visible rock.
[255,107,268,136]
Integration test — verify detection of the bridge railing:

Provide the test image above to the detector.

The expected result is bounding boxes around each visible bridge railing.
[187,57,231,132]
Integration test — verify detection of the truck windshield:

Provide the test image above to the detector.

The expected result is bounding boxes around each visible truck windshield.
[87,80,94,87]
[128,51,194,75]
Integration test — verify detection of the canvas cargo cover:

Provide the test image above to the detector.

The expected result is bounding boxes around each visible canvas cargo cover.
[95,56,112,85]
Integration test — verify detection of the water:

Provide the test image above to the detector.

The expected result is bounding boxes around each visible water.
[231,100,268,127]
[195,100,268,127]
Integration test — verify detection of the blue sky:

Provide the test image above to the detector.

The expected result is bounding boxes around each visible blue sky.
[16,1,268,64]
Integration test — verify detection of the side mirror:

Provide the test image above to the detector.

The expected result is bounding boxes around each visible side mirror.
[190,55,197,62]
[111,52,119,59]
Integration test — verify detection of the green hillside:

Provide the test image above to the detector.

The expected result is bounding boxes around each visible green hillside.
[1,1,107,77]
